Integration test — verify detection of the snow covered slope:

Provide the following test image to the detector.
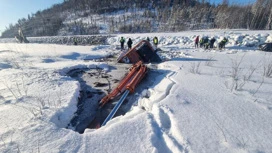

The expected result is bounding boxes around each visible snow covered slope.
[0,30,272,153]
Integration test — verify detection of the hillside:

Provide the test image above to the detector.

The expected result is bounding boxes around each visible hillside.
[1,0,272,38]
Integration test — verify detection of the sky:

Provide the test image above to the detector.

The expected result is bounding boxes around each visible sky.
[0,0,256,36]
[0,0,63,35]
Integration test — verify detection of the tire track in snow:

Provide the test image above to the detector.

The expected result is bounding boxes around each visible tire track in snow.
[144,71,191,153]
[147,113,173,153]
[150,71,176,105]
[165,71,177,98]
[151,105,189,153]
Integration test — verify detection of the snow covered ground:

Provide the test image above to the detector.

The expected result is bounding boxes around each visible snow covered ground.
[0,30,272,153]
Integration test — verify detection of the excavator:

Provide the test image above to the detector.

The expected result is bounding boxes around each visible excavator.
[88,40,161,129]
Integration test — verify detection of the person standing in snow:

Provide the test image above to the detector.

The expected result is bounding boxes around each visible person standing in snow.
[210,37,216,48]
[199,37,204,48]
[146,37,150,42]
[195,36,199,48]
[73,37,78,45]
[219,37,228,49]
[153,36,158,48]
[127,38,133,49]
[120,37,125,50]
[203,37,210,49]
[222,37,228,48]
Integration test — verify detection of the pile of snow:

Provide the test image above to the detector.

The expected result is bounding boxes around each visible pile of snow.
[107,30,272,48]
[0,30,272,153]
[1,29,272,48]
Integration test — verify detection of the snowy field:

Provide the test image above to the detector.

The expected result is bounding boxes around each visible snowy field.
[0,30,272,153]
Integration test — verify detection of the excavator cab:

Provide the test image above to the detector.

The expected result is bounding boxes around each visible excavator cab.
[117,40,162,64]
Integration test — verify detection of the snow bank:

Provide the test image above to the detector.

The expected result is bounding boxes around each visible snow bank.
[1,30,271,48]
[107,30,272,48]
[0,35,111,45]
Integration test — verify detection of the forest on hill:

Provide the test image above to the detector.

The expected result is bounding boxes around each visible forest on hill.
[1,0,272,38]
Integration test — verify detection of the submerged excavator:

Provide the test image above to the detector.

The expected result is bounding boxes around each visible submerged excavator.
[88,40,162,129]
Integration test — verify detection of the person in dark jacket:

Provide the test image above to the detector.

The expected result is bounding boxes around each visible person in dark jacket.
[127,38,133,49]
[203,37,210,49]
[210,37,216,48]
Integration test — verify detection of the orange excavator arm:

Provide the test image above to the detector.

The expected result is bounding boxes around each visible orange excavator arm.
[99,61,147,107]
[100,62,147,126]
[126,64,147,93]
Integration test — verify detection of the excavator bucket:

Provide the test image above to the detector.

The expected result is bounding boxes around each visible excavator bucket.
[117,40,162,64]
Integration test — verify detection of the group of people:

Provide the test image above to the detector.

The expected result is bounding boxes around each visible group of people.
[119,35,228,50]
[119,36,159,50]
[194,36,228,49]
